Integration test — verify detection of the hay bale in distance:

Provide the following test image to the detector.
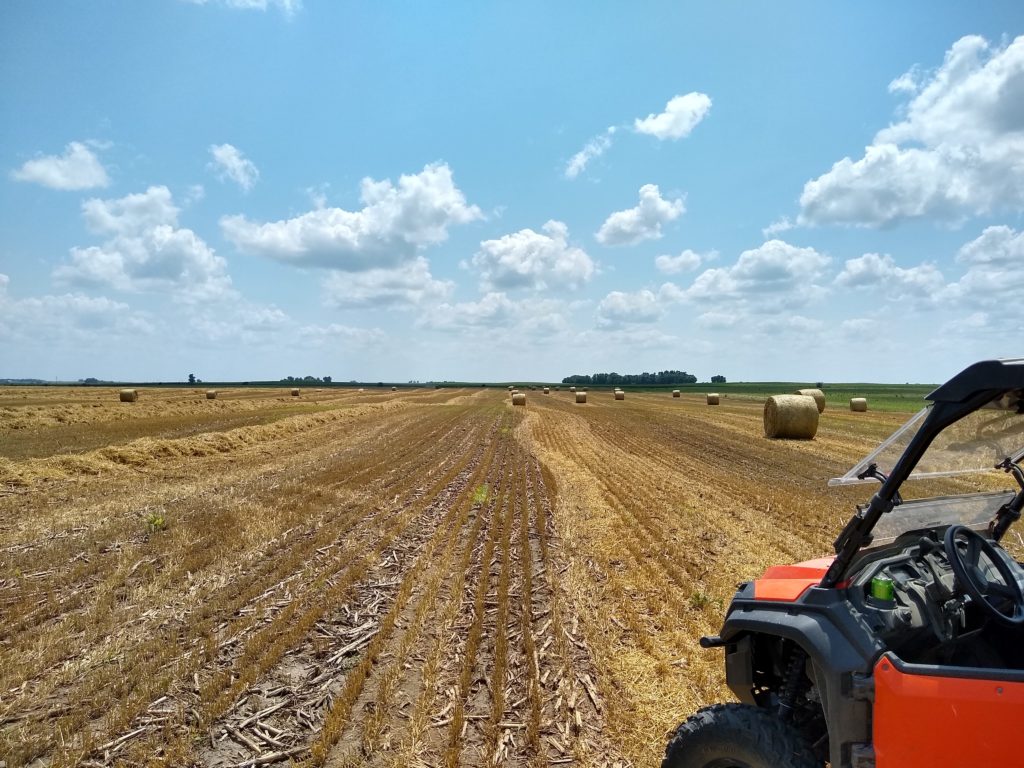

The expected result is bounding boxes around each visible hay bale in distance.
[764,394,819,439]
[575,391,587,404]
[850,397,868,412]
[291,388,300,397]
[570,386,577,393]
[543,387,550,394]
[614,391,625,400]
[707,393,720,405]
[672,390,681,398]
[794,388,826,413]
[119,389,138,403]
[391,386,398,392]
[512,393,527,406]
[206,390,217,400]
[507,385,514,391]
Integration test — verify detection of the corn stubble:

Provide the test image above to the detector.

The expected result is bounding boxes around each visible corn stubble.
[1,386,947,767]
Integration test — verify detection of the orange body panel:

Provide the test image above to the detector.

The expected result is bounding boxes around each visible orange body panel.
[753,556,834,601]
[874,655,1024,767]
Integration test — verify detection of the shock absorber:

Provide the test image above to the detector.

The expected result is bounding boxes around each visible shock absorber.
[777,647,807,722]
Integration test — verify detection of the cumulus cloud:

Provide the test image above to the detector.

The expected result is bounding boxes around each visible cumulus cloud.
[55,186,233,303]
[595,184,685,246]
[323,257,453,309]
[188,303,290,344]
[221,163,481,270]
[10,141,109,190]
[799,35,1024,227]
[682,240,831,310]
[564,128,615,179]
[596,289,662,327]
[655,248,709,274]
[943,225,1024,308]
[471,220,595,291]
[418,292,568,334]
[834,252,945,301]
[208,143,259,191]
[634,92,712,140]
[0,280,153,344]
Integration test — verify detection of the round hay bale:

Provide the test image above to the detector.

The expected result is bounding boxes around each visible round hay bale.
[850,397,868,412]
[358,388,365,392]
[794,388,826,413]
[391,386,398,392]
[764,395,819,439]
[206,390,217,400]
[614,391,625,400]
[672,390,681,398]
[508,385,514,391]
[575,391,587,404]
[512,393,527,406]
[707,393,720,405]
[119,389,138,402]
[570,386,577,393]
[291,388,300,397]
[543,387,550,394]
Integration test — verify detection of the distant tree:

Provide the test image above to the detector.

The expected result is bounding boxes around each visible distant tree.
[816,381,824,388]
[711,374,726,384]
[188,373,196,384]
[323,375,332,384]
[562,370,697,385]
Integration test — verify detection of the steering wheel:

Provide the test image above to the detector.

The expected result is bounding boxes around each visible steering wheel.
[943,525,1024,627]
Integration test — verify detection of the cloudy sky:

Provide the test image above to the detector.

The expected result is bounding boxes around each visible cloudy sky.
[2,2,1023,383]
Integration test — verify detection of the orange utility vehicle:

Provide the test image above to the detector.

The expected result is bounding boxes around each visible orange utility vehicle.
[663,359,1024,768]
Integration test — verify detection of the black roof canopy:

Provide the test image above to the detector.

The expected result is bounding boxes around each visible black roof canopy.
[927,358,1024,404]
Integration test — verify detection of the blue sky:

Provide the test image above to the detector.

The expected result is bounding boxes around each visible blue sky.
[2,1,1023,383]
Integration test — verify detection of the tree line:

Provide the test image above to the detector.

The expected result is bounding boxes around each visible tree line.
[561,370,716,385]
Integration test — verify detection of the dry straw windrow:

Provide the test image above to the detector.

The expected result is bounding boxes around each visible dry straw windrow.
[850,397,868,412]
[794,387,826,413]
[764,394,819,439]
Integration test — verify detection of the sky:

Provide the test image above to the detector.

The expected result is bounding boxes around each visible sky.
[2,2,1024,384]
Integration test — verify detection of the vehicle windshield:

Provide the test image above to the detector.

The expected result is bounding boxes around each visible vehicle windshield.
[830,392,1024,487]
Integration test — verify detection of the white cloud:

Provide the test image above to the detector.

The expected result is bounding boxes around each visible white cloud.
[762,217,794,238]
[565,128,615,179]
[595,184,685,246]
[0,281,153,344]
[82,185,179,235]
[834,252,945,300]
[634,92,712,140]
[188,303,290,344]
[221,162,481,270]
[0,273,8,296]
[577,326,679,350]
[323,257,453,309]
[10,141,109,190]
[55,186,233,303]
[208,144,259,191]
[418,292,568,334]
[943,225,1024,308]
[800,35,1024,227]
[683,240,831,310]
[596,289,662,326]
[655,248,709,274]
[471,220,595,291]
[181,0,300,15]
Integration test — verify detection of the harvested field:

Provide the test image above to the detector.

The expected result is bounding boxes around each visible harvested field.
[0,387,1011,767]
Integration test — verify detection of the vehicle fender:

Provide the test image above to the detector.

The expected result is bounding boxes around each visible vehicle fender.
[719,586,883,768]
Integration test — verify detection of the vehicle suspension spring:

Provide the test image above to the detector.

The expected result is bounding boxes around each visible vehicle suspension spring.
[777,647,807,722]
